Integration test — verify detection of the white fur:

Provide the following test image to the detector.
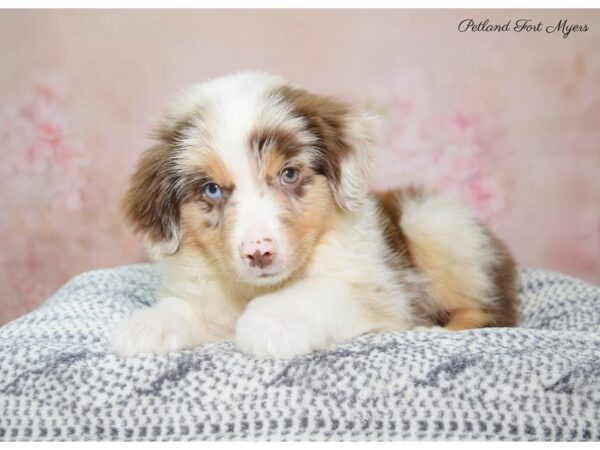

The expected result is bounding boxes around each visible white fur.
[235,277,374,359]
[110,296,205,356]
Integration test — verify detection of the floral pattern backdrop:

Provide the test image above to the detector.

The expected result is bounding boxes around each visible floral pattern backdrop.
[1,9,599,325]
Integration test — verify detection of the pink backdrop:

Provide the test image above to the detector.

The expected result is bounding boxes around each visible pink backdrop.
[1,9,599,325]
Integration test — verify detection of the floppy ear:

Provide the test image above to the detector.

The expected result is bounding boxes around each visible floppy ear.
[277,86,381,211]
[123,142,182,256]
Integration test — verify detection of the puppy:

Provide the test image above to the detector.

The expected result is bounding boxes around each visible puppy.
[110,72,519,359]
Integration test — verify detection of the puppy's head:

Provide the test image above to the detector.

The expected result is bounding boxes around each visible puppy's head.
[124,72,380,285]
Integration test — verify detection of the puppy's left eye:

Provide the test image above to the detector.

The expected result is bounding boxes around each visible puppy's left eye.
[280,167,300,185]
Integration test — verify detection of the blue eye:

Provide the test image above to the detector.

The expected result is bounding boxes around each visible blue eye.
[280,167,300,185]
[203,183,222,201]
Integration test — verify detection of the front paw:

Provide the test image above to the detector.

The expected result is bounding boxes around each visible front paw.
[110,306,197,357]
[235,302,315,359]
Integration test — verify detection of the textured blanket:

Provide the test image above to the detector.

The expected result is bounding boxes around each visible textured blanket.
[1,264,599,441]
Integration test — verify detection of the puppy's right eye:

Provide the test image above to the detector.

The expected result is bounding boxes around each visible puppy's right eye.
[203,183,223,203]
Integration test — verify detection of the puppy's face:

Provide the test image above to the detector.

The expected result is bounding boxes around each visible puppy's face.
[125,73,379,286]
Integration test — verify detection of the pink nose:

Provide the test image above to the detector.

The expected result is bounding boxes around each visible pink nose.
[240,238,277,269]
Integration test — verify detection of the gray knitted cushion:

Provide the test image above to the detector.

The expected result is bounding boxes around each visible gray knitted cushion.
[1,264,599,441]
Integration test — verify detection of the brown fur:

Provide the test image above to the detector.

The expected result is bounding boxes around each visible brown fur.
[155,105,204,146]
[373,190,414,270]
[444,308,491,330]
[248,127,305,161]
[410,242,494,329]
[273,85,356,202]
[277,174,338,276]
[482,234,520,326]
[123,143,182,245]
[260,146,289,186]
[124,106,212,247]
[179,201,238,276]
[197,153,235,192]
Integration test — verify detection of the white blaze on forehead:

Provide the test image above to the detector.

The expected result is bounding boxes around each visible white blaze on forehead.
[172,72,310,175]
[172,73,284,170]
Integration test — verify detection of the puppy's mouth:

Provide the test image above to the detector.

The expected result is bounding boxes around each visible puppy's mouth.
[249,269,284,281]
[237,266,291,286]
[258,273,277,278]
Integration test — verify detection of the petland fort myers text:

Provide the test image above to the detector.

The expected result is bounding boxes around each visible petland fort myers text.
[458,19,588,38]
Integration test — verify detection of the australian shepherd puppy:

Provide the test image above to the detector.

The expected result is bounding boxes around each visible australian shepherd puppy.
[110,72,519,359]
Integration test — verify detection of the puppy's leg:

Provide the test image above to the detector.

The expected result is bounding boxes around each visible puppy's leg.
[235,277,375,359]
[110,296,208,356]
[398,188,519,330]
